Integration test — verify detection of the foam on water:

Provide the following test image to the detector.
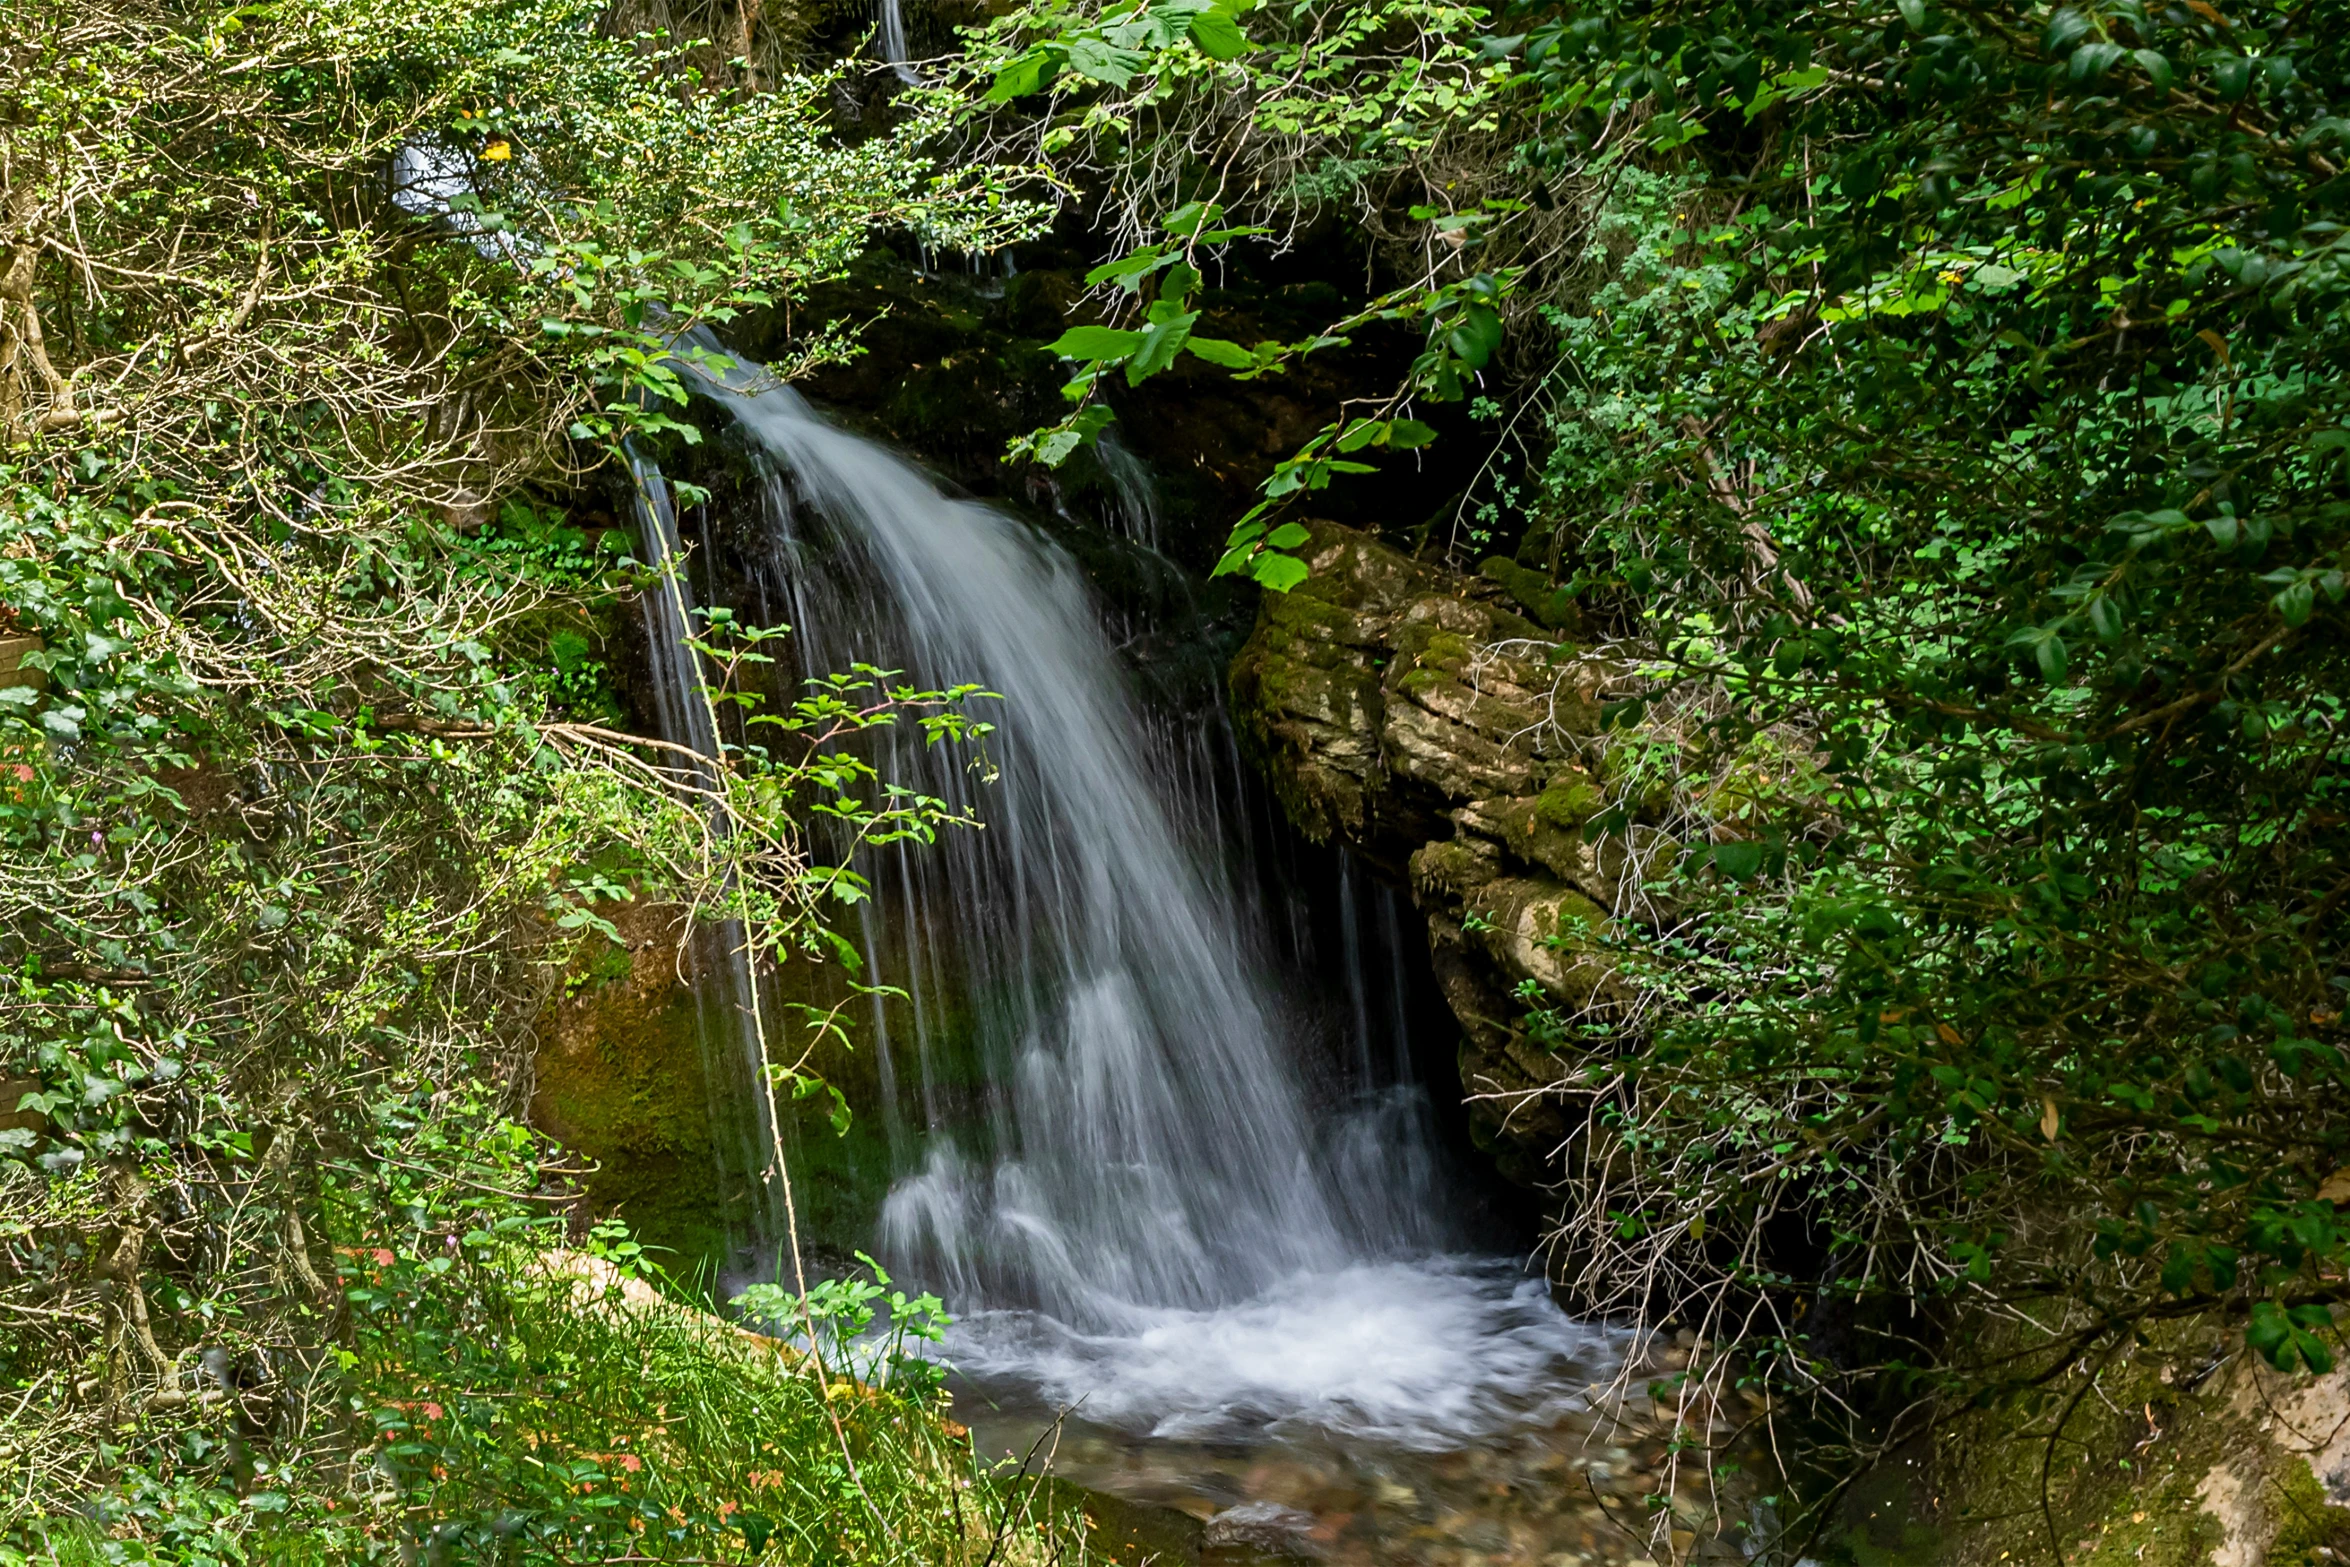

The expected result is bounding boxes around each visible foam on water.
[949,1256,1615,1451]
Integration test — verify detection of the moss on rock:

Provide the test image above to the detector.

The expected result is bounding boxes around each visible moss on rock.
[532,904,730,1276]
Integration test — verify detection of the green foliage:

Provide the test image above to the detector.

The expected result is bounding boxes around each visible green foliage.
[948,0,1545,586]
[733,1250,953,1397]
[1435,0,2350,1505]
[0,0,1039,1545]
[328,1192,1033,1563]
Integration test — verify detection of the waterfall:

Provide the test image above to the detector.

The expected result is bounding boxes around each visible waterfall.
[624,454,782,1248]
[672,338,1610,1449]
[1093,426,1162,549]
[876,0,922,83]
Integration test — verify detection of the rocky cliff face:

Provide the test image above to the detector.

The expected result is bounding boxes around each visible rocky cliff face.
[1229,520,1671,1186]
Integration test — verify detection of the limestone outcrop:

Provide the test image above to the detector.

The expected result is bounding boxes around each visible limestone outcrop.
[1229,520,1672,1184]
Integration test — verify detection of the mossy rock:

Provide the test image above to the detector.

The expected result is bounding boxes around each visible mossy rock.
[1479,555,1583,635]
[533,914,732,1275]
[1536,772,1605,830]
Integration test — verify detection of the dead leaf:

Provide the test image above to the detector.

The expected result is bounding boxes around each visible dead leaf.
[2318,1166,2350,1204]
[2040,1096,2061,1143]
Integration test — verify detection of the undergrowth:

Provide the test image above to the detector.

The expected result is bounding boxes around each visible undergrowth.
[3,1156,1087,1566]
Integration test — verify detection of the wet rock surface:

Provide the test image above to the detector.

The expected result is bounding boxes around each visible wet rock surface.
[1228,521,1668,1186]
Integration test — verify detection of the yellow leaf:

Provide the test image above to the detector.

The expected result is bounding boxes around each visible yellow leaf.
[482,140,512,162]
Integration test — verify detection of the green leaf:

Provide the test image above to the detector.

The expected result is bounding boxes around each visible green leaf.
[1126,309,1198,384]
[1085,248,1171,290]
[1712,841,1766,880]
[2132,49,2173,94]
[2274,580,2315,627]
[1031,406,1116,467]
[1162,201,1223,237]
[1252,553,1311,592]
[1335,419,1385,452]
[1443,304,1504,370]
[1188,10,1250,58]
[2035,634,2068,682]
[1266,522,1311,548]
[1385,419,1438,449]
[2069,41,2125,84]
[1184,336,1254,368]
[1065,36,1148,86]
[1045,325,1143,361]
[986,48,1060,101]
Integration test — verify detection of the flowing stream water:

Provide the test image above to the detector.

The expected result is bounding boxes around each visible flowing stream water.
[636,343,1711,1562]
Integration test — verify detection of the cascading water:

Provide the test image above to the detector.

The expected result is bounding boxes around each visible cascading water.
[664,338,1612,1456]
[875,0,922,83]
[1093,426,1163,549]
[625,455,782,1249]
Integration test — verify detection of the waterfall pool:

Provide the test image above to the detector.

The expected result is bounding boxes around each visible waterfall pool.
[940,1266,1730,1566]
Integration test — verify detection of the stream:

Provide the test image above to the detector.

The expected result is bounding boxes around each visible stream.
[639,341,1724,1565]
